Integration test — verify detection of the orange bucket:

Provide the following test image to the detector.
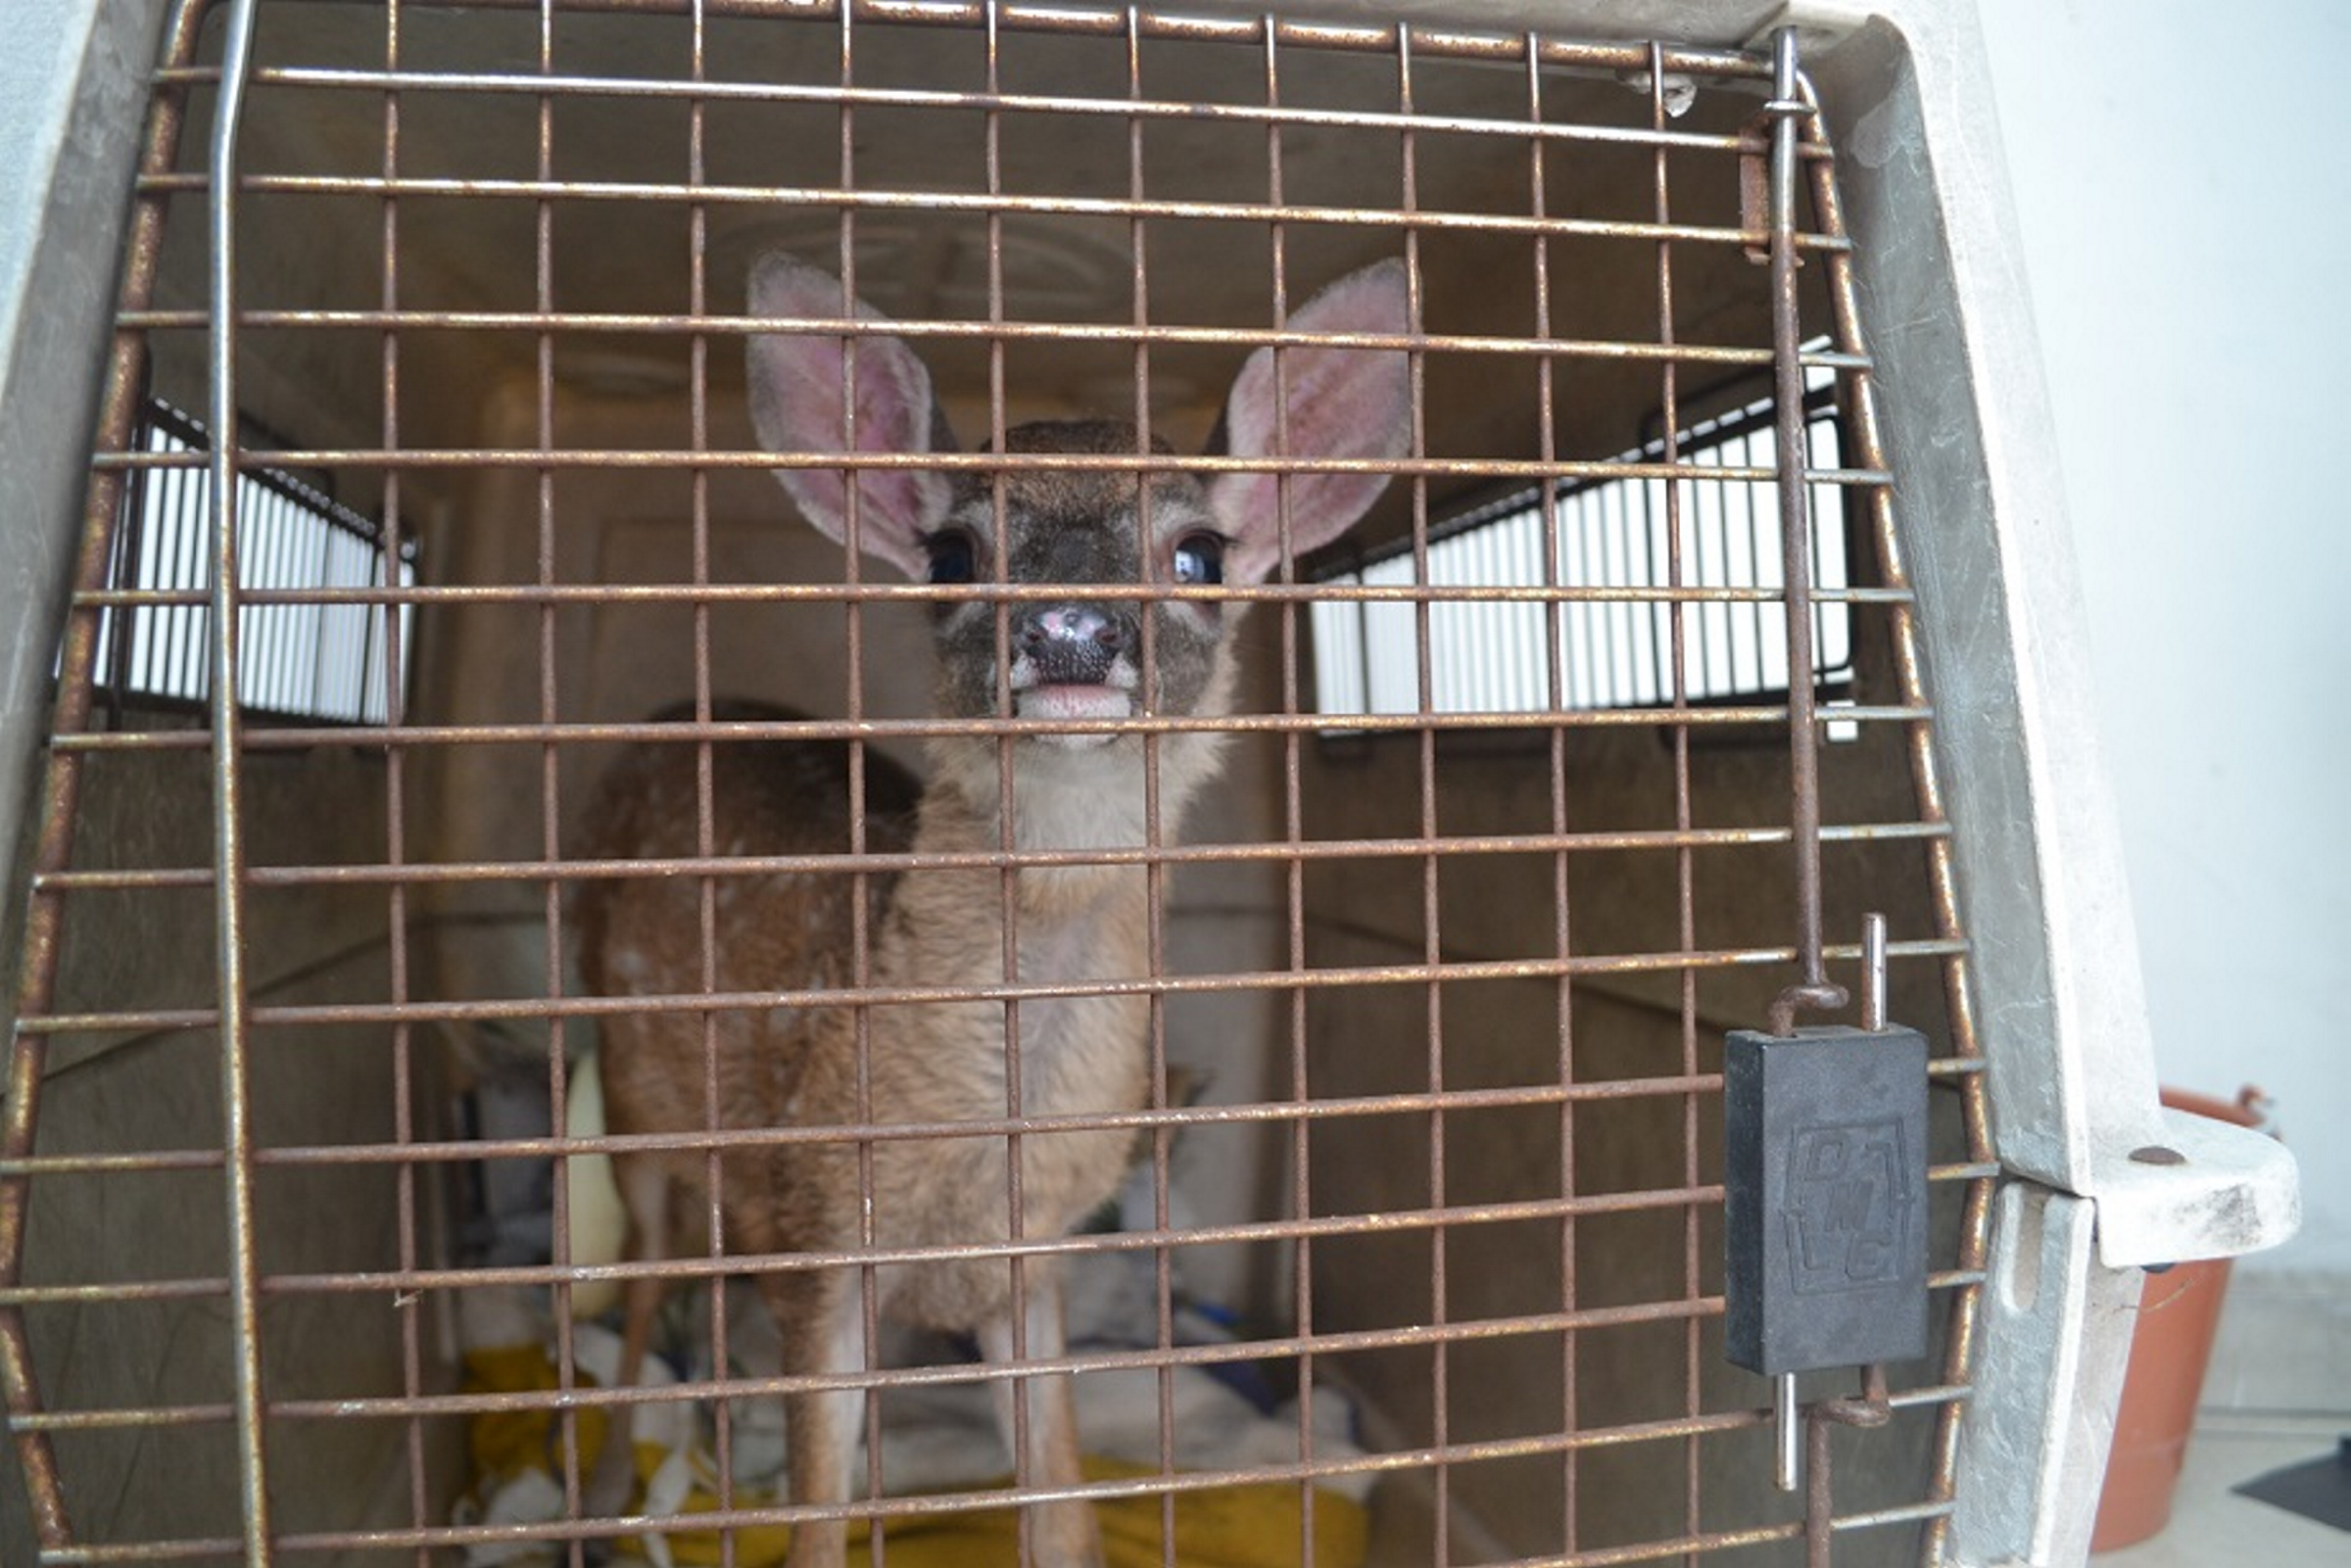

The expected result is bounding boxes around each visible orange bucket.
[2088,1087,2270,1552]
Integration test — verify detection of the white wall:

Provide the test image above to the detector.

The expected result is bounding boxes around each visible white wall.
[0,0,168,916]
[1974,0,2351,1278]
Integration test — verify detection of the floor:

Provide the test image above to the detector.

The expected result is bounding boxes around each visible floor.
[2090,1269,2351,1565]
[2092,1411,2348,1564]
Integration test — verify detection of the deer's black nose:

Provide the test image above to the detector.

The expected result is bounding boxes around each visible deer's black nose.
[1018,602,1125,685]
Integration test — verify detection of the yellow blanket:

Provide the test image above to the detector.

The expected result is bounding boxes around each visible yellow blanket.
[463,1345,1369,1568]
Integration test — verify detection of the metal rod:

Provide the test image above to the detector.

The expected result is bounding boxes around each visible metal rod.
[144,27,1784,99]
[42,701,1937,762]
[13,934,1980,1040]
[70,578,1918,613]
[1753,27,1856,1513]
[1792,67,1998,1540]
[204,0,275,1558]
[1804,1390,1837,1564]
[1806,1363,1894,1567]
[0,1341,1968,1432]
[19,1438,1860,1568]
[107,315,1856,373]
[1761,26,1848,1039]
[1775,1373,1800,1491]
[1861,912,1889,1032]
[154,60,1792,153]
[88,447,1879,492]
[1549,40,1581,1555]
[27,819,1960,894]
[369,1,431,1553]
[135,167,1865,259]
[0,1121,1997,1188]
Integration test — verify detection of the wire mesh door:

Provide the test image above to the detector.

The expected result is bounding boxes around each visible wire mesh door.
[2,2,1994,1563]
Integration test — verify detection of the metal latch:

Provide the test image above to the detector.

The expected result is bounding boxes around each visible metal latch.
[1725,913,1931,1509]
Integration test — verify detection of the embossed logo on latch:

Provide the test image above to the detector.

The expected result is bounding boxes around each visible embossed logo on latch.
[1782,1119,1912,1295]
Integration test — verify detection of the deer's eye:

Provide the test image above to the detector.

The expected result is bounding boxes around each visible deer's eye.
[925,529,979,585]
[1172,533,1225,587]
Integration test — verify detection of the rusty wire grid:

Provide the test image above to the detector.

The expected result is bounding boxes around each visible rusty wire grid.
[1,2,1994,1565]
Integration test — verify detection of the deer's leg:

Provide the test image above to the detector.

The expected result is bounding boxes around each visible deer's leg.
[584,1155,673,1520]
[770,1266,866,1568]
[979,1263,1101,1568]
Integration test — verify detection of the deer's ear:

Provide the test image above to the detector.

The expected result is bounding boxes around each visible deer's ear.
[746,254,953,579]
[1208,259,1412,584]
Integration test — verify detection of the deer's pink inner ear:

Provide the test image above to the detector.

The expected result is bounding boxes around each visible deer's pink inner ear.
[1208,259,1413,585]
[745,254,950,579]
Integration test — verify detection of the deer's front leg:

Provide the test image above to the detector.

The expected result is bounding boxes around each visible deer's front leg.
[584,1154,675,1523]
[769,1268,867,1568]
[980,1263,1102,1567]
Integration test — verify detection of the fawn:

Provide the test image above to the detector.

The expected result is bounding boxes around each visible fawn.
[574,252,1410,1566]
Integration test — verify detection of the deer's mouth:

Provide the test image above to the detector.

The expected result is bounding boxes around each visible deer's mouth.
[1015,683,1132,731]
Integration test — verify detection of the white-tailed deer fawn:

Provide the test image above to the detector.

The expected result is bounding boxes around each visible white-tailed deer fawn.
[575,253,1409,1567]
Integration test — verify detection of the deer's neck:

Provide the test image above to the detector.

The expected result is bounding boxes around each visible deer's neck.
[880,730,1224,1002]
[928,730,1227,862]
[870,736,1218,1120]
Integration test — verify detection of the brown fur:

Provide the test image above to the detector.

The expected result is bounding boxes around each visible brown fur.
[575,253,1409,1568]
[577,703,1150,1563]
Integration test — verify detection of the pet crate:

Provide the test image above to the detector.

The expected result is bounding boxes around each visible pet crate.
[0,1,2299,1565]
